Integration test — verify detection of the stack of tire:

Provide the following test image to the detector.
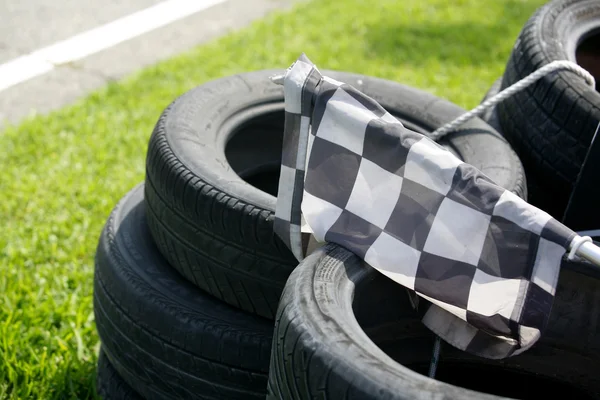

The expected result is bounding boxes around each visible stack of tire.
[93,68,527,399]
[479,0,600,223]
[94,1,600,397]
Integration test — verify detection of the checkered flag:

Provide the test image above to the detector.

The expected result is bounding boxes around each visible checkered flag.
[274,54,579,359]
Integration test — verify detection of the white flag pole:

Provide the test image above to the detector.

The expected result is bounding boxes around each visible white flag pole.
[570,238,600,266]
[270,74,284,85]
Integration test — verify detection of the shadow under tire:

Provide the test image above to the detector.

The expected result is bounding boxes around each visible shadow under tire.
[93,184,273,400]
[144,70,526,320]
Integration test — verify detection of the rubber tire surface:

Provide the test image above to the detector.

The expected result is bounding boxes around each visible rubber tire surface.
[97,349,143,400]
[94,184,272,400]
[481,79,600,272]
[497,0,600,219]
[268,243,600,399]
[479,78,503,133]
[481,78,548,207]
[145,70,526,319]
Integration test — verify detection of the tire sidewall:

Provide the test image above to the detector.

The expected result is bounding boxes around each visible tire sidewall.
[274,244,600,399]
[158,70,525,214]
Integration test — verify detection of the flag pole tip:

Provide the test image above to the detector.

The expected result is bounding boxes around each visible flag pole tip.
[270,74,284,85]
[573,238,600,266]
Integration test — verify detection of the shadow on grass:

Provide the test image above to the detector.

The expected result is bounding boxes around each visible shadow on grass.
[46,358,99,400]
[363,0,536,69]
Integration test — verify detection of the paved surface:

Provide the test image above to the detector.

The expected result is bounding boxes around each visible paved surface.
[0,0,299,125]
[0,0,163,63]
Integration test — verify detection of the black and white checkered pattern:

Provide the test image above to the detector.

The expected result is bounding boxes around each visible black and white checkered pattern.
[273,54,323,260]
[274,54,577,359]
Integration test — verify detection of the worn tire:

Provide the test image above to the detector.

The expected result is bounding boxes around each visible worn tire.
[479,78,503,133]
[145,70,526,319]
[481,80,600,272]
[267,244,600,399]
[97,349,143,400]
[94,184,272,400]
[481,78,548,208]
[497,0,600,218]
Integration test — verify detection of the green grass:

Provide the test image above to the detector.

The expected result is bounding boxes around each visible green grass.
[0,0,546,398]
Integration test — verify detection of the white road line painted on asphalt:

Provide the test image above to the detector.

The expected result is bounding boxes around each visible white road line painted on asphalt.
[0,55,55,92]
[0,0,225,92]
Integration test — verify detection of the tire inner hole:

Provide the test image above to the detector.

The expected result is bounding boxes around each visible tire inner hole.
[352,271,599,399]
[225,110,285,197]
[577,30,600,92]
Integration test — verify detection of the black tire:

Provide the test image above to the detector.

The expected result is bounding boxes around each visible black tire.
[97,349,143,400]
[481,80,600,260]
[145,70,526,319]
[267,243,600,400]
[497,0,600,219]
[481,78,548,207]
[479,78,503,133]
[94,184,272,400]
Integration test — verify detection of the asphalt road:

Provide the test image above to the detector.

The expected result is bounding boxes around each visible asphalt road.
[0,0,298,125]
[0,0,163,63]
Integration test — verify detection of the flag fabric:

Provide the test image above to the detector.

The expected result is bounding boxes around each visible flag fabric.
[273,54,578,359]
